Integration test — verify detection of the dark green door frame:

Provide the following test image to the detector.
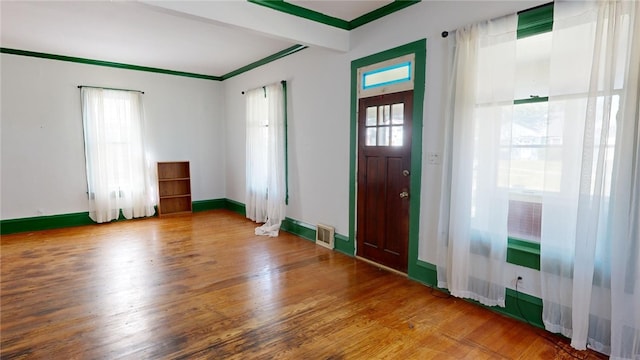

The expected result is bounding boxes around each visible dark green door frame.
[345,39,426,280]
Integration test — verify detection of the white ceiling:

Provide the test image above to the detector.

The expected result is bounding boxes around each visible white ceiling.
[0,0,399,78]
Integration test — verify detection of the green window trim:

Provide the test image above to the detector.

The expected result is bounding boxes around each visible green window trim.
[502,2,553,271]
[517,2,554,39]
[514,96,549,105]
[507,237,541,270]
[282,80,289,205]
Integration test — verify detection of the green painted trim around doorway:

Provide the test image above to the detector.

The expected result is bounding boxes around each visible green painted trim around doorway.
[349,38,426,272]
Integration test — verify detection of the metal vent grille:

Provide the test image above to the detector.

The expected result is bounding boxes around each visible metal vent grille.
[316,224,335,250]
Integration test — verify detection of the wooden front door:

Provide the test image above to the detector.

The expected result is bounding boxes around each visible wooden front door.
[357,90,412,273]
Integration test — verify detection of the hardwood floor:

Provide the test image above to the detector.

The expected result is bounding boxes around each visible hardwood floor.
[1,210,605,359]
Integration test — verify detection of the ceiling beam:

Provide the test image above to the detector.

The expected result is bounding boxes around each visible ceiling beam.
[139,1,350,52]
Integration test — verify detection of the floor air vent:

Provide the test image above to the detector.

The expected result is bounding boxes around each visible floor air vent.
[316,224,335,250]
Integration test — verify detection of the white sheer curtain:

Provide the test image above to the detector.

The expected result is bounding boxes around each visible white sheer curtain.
[437,15,518,307]
[245,83,286,237]
[81,88,156,223]
[540,1,640,357]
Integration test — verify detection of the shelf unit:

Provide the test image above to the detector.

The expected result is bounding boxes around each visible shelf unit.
[157,161,192,216]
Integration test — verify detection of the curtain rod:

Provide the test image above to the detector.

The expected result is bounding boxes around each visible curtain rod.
[441,1,553,38]
[241,80,286,95]
[78,85,145,94]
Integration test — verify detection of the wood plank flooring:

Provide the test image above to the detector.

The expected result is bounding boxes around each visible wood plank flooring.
[1,210,606,359]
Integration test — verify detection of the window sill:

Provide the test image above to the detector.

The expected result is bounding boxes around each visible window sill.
[507,237,540,270]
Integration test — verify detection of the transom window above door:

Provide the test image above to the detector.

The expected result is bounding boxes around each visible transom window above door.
[357,54,415,98]
[364,102,404,146]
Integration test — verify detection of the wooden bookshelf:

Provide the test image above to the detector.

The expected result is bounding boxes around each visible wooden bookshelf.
[157,161,192,216]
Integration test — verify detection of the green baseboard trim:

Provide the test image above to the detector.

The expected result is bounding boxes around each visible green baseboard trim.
[334,233,354,257]
[408,259,438,286]
[1,212,94,235]
[1,199,226,235]
[281,217,316,242]
[504,288,544,328]
[192,199,227,212]
[224,199,246,216]
[409,260,544,329]
[222,200,351,251]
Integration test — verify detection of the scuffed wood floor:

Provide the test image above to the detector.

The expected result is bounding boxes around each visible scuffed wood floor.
[1,210,605,359]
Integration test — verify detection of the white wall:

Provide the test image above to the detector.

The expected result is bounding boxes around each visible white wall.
[223,47,352,235]
[222,0,548,297]
[1,54,225,220]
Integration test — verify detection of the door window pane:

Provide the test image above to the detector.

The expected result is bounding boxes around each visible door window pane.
[379,105,391,125]
[366,107,377,126]
[378,127,390,146]
[366,128,377,146]
[391,126,403,146]
[391,103,404,124]
[364,102,405,147]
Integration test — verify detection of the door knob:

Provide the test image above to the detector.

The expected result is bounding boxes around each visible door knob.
[399,191,409,199]
[402,169,410,177]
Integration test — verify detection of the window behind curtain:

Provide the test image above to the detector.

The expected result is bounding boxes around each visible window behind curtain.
[502,6,554,243]
[507,5,621,244]
[245,83,287,237]
[81,88,156,223]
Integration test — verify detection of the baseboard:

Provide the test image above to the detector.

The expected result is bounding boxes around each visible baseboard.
[0,212,95,235]
[224,200,351,250]
[503,288,544,328]
[1,199,228,235]
[408,262,544,329]
[334,233,354,256]
[224,199,246,216]
[192,199,227,212]
[281,217,316,242]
